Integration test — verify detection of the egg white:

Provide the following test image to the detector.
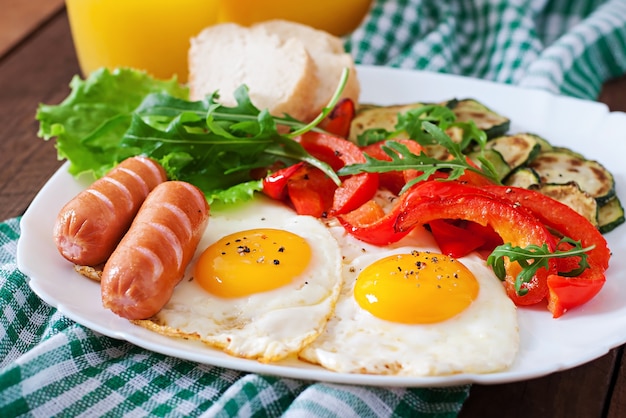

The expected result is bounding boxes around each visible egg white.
[136,191,519,374]
[298,222,520,376]
[135,195,343,363]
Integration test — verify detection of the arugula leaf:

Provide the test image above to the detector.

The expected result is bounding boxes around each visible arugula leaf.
[338,105,500,188]
[339,120,500,191]
[486,237,594,296]
[355,128,393,146]
[121,85,340,202]
[398,105,457,144]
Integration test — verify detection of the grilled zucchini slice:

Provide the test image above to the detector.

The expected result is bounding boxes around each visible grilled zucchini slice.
[528,151,615,205]
[598,197,625,234]
[350,102,467,152]
[450,98,511,138]
[468,149,511,182]
[537,183,598,227]
[550,146,585,159]
[484,133,542,171]
[523,133,553,152]
[349,103,426,144]
[505,167,541,188]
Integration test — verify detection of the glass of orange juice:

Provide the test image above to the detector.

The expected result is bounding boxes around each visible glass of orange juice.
[215,0,373,37]
[65,0,220,82]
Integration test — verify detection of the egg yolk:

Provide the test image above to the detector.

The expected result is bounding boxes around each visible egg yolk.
[354,251,479,324]
[194,228,312,298]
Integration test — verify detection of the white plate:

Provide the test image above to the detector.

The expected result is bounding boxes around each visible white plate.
[17,65,626,387]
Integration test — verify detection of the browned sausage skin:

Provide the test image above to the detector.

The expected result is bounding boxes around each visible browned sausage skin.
[54,156,167,266]
[101,181,210,320]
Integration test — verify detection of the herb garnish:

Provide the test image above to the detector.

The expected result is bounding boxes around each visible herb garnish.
[338,105,501,192]
[487,237,594,296]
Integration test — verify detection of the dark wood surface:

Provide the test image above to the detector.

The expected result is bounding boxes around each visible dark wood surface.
[2,7,626,418]
[0,0,64,57]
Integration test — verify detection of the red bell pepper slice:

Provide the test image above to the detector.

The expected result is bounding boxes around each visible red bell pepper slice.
[394,180,557,306]
[333,174,380,216]
[455,157,500,187]
[262,162,305,200]
[483,185,610,317]
[428,219,502,259]
[464,221,504,253]
[428,219,486,258]
[545,238,606,317]
[429,155,498,187]
[362,139,425,195]
[483,185,610,271]
[318,98,356,138]
[286,164,337,217]
[337,198,412,245]
[296,131,379,215]
[547,272,606,317]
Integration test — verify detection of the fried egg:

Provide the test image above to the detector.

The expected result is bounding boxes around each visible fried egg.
[298,222,520,376]
[136,196,343,363]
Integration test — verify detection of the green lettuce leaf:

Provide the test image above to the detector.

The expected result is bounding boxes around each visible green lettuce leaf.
[36,67,188,178]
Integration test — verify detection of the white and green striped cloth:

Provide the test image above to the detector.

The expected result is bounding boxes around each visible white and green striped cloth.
[2,0,626,416]
[347,0,626,101]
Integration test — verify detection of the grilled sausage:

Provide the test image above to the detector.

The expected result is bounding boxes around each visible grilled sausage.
[100,181,210,320]
[54,156,167,266]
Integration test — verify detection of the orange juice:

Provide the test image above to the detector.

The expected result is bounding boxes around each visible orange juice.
[65,0,219,82]
[216,0,373,36]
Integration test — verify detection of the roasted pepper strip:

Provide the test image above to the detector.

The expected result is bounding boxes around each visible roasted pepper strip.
[262,162,305,200]
[318,98,355,138]
[546,273,605,317]
[483,185,609,317]
[337,198,412,245]
[296,131,379,215]
[428,219,503,259]
[483,185,610,270]
[394,181,557,306]
[286,164,337,217]
[362,139,425,195]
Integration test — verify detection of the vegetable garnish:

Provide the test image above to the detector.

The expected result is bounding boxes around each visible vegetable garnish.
[36,68,188,178]
[37,67,350,204]
[397,105,487,151]
[338,106,501,191]
[487,237,594,296]
[335,104,606,312]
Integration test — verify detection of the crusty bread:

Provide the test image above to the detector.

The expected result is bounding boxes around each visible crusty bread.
[188,22,319,121]
[254,20,360,121]
[188,20,359,122]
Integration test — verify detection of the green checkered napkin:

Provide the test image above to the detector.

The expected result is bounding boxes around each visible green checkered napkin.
[3,0,626,416]
[347,0,626,101]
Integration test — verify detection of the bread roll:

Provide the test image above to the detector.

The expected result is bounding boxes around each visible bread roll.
[254,20,360,121]
[188,20,359,122]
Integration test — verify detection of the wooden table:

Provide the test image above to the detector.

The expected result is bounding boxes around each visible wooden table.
[2,3,626,417]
